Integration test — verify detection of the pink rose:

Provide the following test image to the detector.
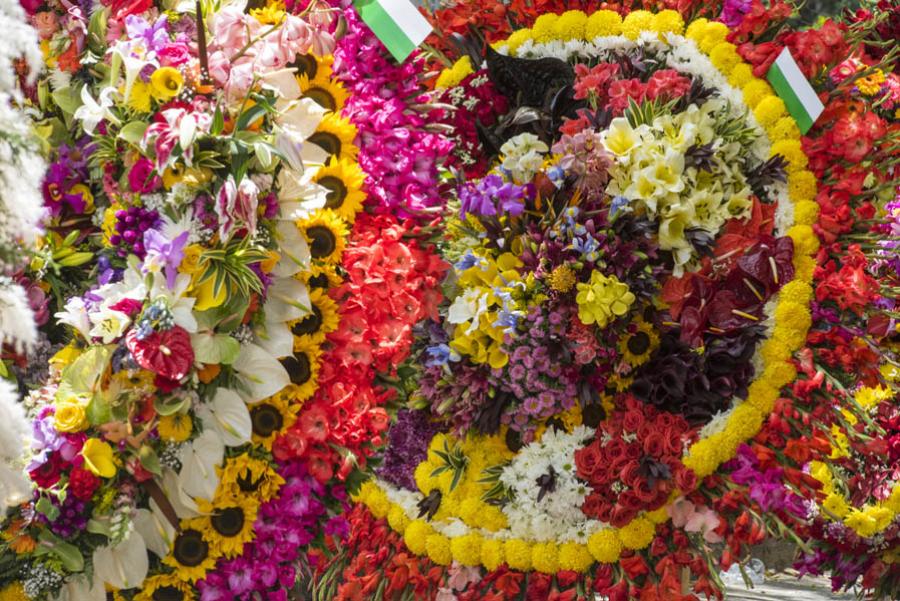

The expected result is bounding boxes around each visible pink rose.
[157,42,191,67]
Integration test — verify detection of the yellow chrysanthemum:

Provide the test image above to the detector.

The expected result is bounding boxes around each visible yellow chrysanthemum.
[506,28,533,55]
[194,494,259,558]
[403,520,434,555]
[248,393,296,450]
[769,116,801,142]
[309,113,359,162]
[387,504,410,533]
[298,73,349,113]
[481,538,505,571]
[787,224,819,256]
[297,209,348,264]
[546,264,577,292]
[426,533,453,565]
[793,200,820,225]
[450,532,483,566]
[505,538,533,571]
[552,10,588,41]
[588,529,622,563]
[684,438,721,477]
[585,10,621,39]
[133,573,196,601]
[163,527,221,582]
[754,96,787,129]
[856,69,885,96]
[531,541,560,574]
[822,492,851,519]
[290,287,340,347]
[709,42,741,74]
[727,63,754,89]
[854,385,892,411]
[531,14,559,43]
[0,582,27,601]
[558,542,593,572]
[157,413,193,442]
[685,18,709,41]
[696,22,729,53]
[772,140,809,172]
[621,10,654,40]
[313,157,366,223]
[652,9,684,35]
[742,79,776,109]
[788,170,818,200]
[436,56,475,89]
[218,453,285,503]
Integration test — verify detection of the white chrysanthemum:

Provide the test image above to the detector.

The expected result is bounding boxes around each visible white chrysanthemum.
[0,281,37,352]
[0,378,31,513]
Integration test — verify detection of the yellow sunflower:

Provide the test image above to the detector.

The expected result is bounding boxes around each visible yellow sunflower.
[298,74,349,113]
[162,527,220,582]
[618,320,660,368]
[250,0,285,25]
[248,393,297,450]
[297,209,348,264]
[289,287,340,346]
[313,158,366,223]
[291,52,334,84]
[608,373,633,394]
[134,572,196,601]
[218,453,285,503]
[279,336,322,402]
[308,113,359,162]
[297,262,343,291]
[194,495,259,558]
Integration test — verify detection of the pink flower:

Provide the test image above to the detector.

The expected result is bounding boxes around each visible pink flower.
[157,42,191,66]
[128,156,161,193]
[216,175,259,240]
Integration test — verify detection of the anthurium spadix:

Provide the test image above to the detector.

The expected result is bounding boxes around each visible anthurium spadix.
[93,530,150,589]
[233,342,290,402]
[198,388,252,447]
[177,429,225,502]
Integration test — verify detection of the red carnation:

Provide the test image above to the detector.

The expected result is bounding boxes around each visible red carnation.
[69,466,101,500]
[30,451,64,488]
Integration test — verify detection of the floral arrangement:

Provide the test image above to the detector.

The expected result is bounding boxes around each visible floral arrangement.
[319,2,900,599]
[0,0,409,597]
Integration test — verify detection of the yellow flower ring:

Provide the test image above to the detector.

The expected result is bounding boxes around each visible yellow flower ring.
[356,10,819,572]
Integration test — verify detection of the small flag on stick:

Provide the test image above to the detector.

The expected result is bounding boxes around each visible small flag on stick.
[354,0,432,63]
[766,47,824,135]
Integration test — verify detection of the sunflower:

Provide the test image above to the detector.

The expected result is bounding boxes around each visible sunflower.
[607,373,633,394]
[308,113,359,162]
[162,527,220,582]
[249,0,285,25]
[280,336,322,402]
[134,573,196,601]
[248,393,296,449]
[290,52,334,84]
[194,495,259,558]
[218,453,285,503]
[298,262,343,291]
[297,209,348,264]
[313,158,366,223]
[297,73,349,113]
[289,287,340,346]
[618,320,660,368]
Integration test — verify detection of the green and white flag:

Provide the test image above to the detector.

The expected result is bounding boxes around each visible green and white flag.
[354,0,433,63]
[766,47,824,134]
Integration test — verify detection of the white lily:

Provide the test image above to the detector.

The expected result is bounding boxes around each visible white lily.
[54,296,92,340]
[177,430,225,502]
[108,39,157,103]
[73,86,119,135]
[149,273,198,332]
[198,388,252,447]
[93,529,150,589]
[232,342,290,402]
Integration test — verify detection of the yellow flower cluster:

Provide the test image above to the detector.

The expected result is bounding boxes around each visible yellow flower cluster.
[575,271,635,327]
[435,56,474,89]
[811,461,900,539]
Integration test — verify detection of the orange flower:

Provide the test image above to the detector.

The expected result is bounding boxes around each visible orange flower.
[56,37,80,73]
[197,363,221,384]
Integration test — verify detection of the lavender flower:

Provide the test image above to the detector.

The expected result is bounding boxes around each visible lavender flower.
[458,174,527,218]
[142,229,188,289]
[377,409,443,490]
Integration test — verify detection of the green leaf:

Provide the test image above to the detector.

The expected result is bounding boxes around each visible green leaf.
[153,394,190,416]
[211,104,224,136]
[52,542,85,572]
[254,142,273,170]
[35,497,59,522]
[86,392,111,425]
[139,445,162,477]
[118,121,148,145]
[51,86,82,116]
[235,104,267,133]
[62,345,113,394]
[192,332,241,365]
[87,518,112,537]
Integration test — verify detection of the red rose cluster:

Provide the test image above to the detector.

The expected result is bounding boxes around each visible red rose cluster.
[576,397,696,527]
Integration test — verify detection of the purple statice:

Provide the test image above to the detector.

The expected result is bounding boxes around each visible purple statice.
[458,174,528,218]
[719,0,752,28]
[727,444,808,516]
[377,409,444,491]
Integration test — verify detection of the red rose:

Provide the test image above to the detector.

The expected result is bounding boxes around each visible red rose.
[109,0,152,20]
[68,466,101,500]
[622,410,644,433]
[619,461,642,488]
[30,451,63,488]
[625,442,642,461]
[664,427,685,455]
[574,442,603,480]
[642,432,666,458]
[579,492,606,519]
[126,325,194,381]
[675,467,698,492]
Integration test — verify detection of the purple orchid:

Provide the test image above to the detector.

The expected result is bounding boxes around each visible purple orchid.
[125,14,170,54]
[142,229,189,289]
[459,174,527,218]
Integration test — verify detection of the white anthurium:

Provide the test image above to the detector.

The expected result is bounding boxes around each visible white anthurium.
[54,571,104,601]
[133,499,177,558]
[73,86,119,134]
[265,277,311,323]
[277,169,328,218]
[260,69,302,107]
[93,529,150,589]
[160,468,199,517]
[254,319,294,359]
[177,430,225,502]
[198,388,252,447]
[279,97,327,140]
[233,342,290,402]
[270,220,310,278]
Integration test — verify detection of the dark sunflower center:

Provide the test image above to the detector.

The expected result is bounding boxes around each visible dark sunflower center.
[152,586,185,601]
[319,176,348,209]
[173,529,208,567]
[627,331,651,356]
[237,468,262,493]
[307,226,337,258]
[291,306,323,336]
[211,507,245,537]
[308,273,330,290]
[308,132,341,158]
[304,88,336,111]
[281,352,311,385]
[291,53,318,79]
[251,404,283,437]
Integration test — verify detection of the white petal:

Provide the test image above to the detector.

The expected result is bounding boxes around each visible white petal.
[178,430,224,502]
[271,221,310,277]
[278,97,326,139]
[93,530,149,589]
[265,277,311,322]
[133,505,175,558]
[233,343,290,402]
[54,572,104,601]
[254,320,294,359]
[203,388,252,447]
[161,468,198,518]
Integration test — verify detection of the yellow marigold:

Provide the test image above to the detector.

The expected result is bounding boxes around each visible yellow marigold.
[558,542,593,572]
[727,404,764,440]
[505,538,533,570]
[779,280,813,305]
[742,79,775,108]
[728,63,754,89]
[366,486,391,519]
[436,56,474,89]
[588,529,622,563]
[506,28,533,55]
[823,493,851,519]
[788,170,818,200]
[763,360,798,390]
[450,533,483,566]
[793,254,816,283]
[771,139,809,172]
[621,10,654,40]
[856,69,885,96]
[774,301,812,335]
[793,200,820,226]
[585,10,622,39]
[697,22,728,52]
[403,520,433,555]
[886,486,900,514]
[787,224,819,256]
[531,14,560,43]
[387,504,410,533]
[414,460,438,494]
[619,517,656,550]
[652,10,684,35]
[426,533,453,565]
[769,117,801,142]
[647,506,670,524]
[684,438,720,477]
[531,541,560,574]
[760,338,792,366]
[754,96,787,129]
[481,538,505,571]
[855,385,892,411]
[553,10,588,41]
[746,380,780,414]
[709,42,741,73]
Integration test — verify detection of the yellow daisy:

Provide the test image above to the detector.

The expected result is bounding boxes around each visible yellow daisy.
[618,320,660,368]
[298,74,349,113]
[218,453,284,503]
[248,393,296,450]
[194,495,259,558]
[133,572,196,601]
[291,52,334,84]
[289,287,340,346]
[297,209,348,264]
[162,527,220,583]
[308,113,359,162]
[313,158,366,223]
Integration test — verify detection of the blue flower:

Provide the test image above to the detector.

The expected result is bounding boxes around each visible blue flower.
[610,195,630,218]
[425,344,452,367]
